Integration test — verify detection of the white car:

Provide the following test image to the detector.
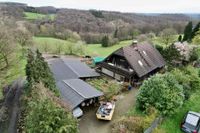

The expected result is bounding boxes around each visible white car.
[72,107,83,118]
[181,111,200,133]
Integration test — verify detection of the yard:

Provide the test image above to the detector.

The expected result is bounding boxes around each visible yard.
[79,88,138,133]
[24,12,55,20]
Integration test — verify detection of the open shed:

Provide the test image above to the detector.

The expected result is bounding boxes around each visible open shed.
[57,79,103,110]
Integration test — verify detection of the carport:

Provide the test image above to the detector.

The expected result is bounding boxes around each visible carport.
[57,79,103,110]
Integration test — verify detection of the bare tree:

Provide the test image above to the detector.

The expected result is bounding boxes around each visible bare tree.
[159,28,177,46]
[15,28,33,48]
[0,27,16,69]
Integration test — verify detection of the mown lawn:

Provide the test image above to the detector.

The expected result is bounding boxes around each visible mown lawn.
[159,90,200,133]
[86,40,132,57]
[24,12,55,20]
[33,36,132,57]
[33,36,77,54]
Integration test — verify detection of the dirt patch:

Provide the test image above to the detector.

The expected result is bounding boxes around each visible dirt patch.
[78,88,138,133]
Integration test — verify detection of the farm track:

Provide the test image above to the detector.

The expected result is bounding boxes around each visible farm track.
[0,78,25,133]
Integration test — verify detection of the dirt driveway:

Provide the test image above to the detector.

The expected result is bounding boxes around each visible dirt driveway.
[78,88,138,133]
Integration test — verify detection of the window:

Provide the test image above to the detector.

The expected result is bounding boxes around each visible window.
[143,50,147,56]
[138,60,143,67]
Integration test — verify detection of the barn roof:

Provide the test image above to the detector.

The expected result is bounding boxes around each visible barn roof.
[112,43,165,77]
[48,58,100,81]
[57,79,103,109]
[62,59,100,78]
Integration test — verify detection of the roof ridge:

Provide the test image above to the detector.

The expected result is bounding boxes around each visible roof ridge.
[61,59,80,77]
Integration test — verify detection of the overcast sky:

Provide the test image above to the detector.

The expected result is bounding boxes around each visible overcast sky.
[1,0,200,13]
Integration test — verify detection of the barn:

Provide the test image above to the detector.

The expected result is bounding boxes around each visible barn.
[48,58,103,111]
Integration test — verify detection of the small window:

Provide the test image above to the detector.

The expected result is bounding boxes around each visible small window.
[143,51,147,56]
[138,60,143,66]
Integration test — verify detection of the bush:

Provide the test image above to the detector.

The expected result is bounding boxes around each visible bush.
[189,47,200,62]
[137,73,184,116]
[112,117,144,133]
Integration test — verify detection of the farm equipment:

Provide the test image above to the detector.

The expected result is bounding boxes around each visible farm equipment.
[96,102,115,121]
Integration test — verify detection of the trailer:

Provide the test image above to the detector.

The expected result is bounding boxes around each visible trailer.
[96,102,115,121]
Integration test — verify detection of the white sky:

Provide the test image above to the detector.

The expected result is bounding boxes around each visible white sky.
[1,0,200,13]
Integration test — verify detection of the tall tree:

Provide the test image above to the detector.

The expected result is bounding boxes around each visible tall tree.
[26,49,58,94]
[0,27,16,69]
[101,35,109,47]
[183,21,193,42]
[191,22,200,39]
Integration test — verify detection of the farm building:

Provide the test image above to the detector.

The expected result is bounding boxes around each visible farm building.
[48,58,103,111]
[57,79,103,109]
[97,42,165,84]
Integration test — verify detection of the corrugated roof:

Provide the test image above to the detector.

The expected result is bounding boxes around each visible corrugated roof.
[62,59,100,78]
[57,79,103,109]
[48,59,78,81]
[48,58,100,81]
[112,43,165,77]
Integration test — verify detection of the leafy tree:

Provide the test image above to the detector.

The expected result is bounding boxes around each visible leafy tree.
[137,73,184,116]
[191,22,200,39]
[192,30,200,45]
[178,35,182,42]
[101,35,109,47]
[183,21,193,42]
[160,44,181,64]
[159,28,177,46]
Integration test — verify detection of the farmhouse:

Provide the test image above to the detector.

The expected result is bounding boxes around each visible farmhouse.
[48,58,103,110]
[97,42,165,84]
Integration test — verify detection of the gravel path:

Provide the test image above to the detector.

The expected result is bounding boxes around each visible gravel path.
[78,88,138,133]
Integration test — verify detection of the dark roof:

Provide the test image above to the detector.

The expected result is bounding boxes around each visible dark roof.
[57,79,103,109]
[112,43,165,77]
[48,58,100,81]
[48,59,78,81]
[62,59,100,78]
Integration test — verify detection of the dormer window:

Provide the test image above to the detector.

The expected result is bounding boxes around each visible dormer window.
[143,50,147,56]
[138,60,143,66]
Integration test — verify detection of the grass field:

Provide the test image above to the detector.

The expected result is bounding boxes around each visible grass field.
[159,90,200,133]
[24,12,55,20]
[33,36,132,57]
[86,40,132,57]
[33,37,76,54]
[0,50,26,99]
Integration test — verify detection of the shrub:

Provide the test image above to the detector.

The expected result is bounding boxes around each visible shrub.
[137,73,184,116]
[24,84,78,133]
[189,47,200,62]
[112,117,144,133]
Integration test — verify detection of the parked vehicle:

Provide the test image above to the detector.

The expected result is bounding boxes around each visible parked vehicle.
[96,102,115,121]
[73,107,83,118]
[181,111,200,133]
